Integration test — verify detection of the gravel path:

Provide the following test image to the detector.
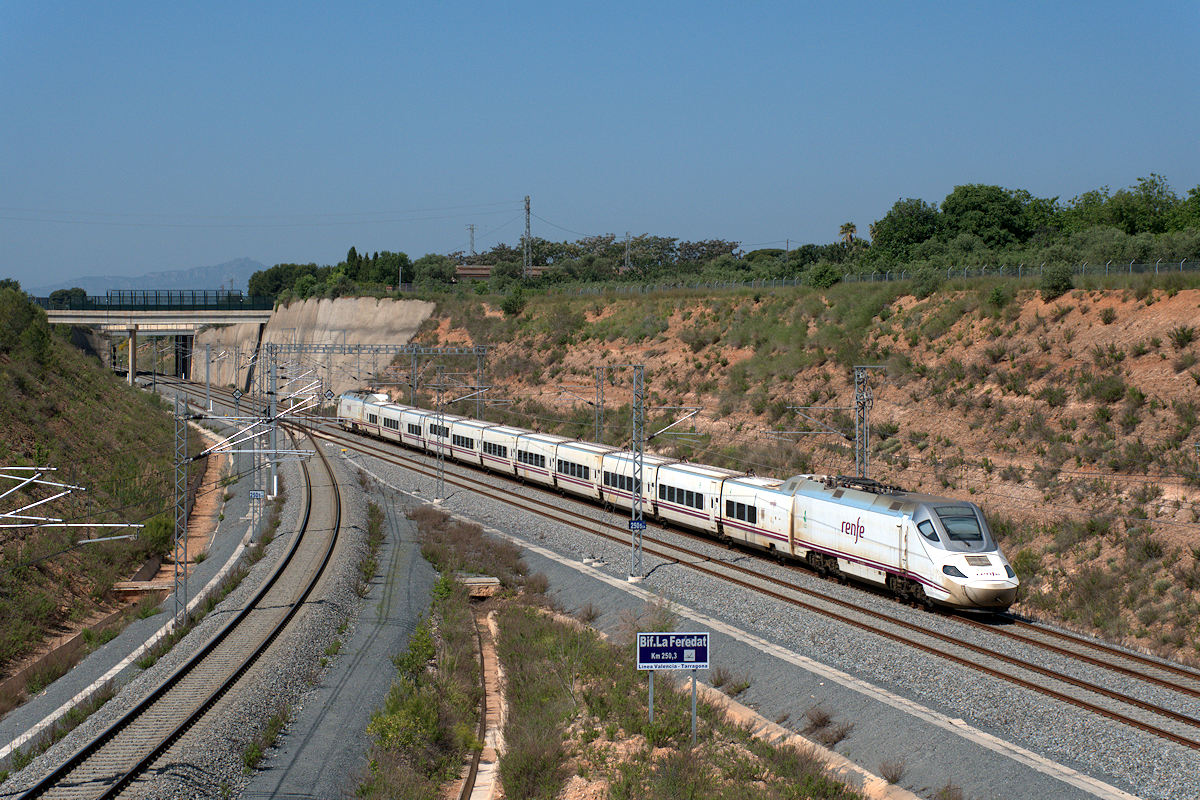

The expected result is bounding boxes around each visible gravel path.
[352,442,1199,800]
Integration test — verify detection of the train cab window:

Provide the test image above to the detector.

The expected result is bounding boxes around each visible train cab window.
[935,507,983,542]
[917,519,939,542]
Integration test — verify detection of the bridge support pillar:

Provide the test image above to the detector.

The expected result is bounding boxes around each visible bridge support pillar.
[173,334,193,379]
[127,326,137,385]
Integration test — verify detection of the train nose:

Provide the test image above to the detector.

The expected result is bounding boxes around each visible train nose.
[964,581,1018,608]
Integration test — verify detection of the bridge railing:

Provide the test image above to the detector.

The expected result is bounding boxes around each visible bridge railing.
[34,290,275,311]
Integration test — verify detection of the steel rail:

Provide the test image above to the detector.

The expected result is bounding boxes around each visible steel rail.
[945,612,1200,699]
[17,430,341,799]
[171,379,1200,750]
[1000,614,1200,683]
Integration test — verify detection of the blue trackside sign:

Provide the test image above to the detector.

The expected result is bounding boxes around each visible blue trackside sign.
[637,632,709,670]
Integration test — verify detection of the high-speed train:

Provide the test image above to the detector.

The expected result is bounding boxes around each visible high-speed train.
[338,391,1019,610]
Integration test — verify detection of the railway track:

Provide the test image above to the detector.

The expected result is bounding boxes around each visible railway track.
[170,377,1200,752]
[16,429,342,799]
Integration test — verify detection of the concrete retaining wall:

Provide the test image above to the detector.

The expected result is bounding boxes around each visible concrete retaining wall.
[193,297,435,396]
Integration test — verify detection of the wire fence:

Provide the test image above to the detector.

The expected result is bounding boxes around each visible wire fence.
[552,258,1198,296]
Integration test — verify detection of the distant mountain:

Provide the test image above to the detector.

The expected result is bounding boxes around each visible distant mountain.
[28,257,267,296]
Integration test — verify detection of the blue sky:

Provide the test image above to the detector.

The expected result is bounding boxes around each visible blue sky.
[1,2,1197,288]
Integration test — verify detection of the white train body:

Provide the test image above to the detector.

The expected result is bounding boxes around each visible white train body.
[338,392,1018,610]
[600,452,674,512]
[554,441,618,501]
[655,463,743,534]
[719,476,795,553]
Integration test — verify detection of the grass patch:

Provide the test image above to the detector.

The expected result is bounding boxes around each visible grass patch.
[359,582,481,799]
[242,702,291,773]
[1,681,117,779]
[357,501,386,597]
[408,504,529,592]
[498,603,862,799]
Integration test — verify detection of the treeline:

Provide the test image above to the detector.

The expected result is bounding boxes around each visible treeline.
[248,174,1200,302]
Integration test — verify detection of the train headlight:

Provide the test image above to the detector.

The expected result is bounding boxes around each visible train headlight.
[1005,564,1015,579]
[942,565,967,578]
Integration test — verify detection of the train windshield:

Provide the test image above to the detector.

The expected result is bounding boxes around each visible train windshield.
[935,507,984,543]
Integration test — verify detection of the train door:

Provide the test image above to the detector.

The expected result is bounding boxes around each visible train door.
[897,516,910,576]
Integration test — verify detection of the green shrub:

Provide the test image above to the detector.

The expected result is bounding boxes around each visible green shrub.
[1168,325,1197,349]
[807,262,842,289]
[500,287,527,317]
[1040,263,1074,301]
[912,266,944,299]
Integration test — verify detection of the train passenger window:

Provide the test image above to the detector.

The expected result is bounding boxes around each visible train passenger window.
[935,507,983,542]
[917,520,938,542]
[408,424,421,436]
[367,414,378,424]
[725,501,758,524]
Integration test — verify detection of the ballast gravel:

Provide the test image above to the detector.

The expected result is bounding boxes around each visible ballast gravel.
[355,446,1200,800]
[122,447,377,800]
[0,441,372,800]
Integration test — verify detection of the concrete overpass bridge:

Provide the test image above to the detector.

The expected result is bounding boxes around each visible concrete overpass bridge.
[36,291,274,384]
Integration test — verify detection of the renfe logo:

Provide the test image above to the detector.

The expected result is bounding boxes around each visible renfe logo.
[841,517,865,544]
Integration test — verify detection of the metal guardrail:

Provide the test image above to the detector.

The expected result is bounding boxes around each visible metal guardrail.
[34,290,274,311]
[553,258,1198,296]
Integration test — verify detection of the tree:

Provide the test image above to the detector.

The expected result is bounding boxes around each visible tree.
[869,198,941,264]
[369,251,411,286]
[677,239,737,263]
[1107,174,1179,235]
[412,254,456,287]
[0,286,52,361]
[1061,187,1112,233]
[839,222,856,245]
[940,184,1026,248]
[1012,190,1063,244]
[47,287,86,309]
